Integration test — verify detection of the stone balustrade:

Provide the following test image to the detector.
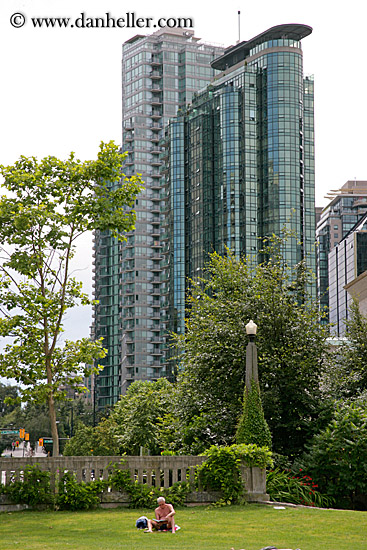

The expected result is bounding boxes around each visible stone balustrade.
[0,455,268,511]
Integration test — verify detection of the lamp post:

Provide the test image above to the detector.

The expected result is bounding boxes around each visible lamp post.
[245,320,258,391]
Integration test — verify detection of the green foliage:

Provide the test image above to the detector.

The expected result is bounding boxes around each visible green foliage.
[236,378,272,448]
[344,300,367,393]
[0,141,143,455]
[171,234,329,457]
[164,481,191,507]
[197,446,243,504]
[108,461,190,508]
[3,465,53,506]
[0,382,19,414]
[231,443,273,469]
[160,450,177,456]
[63,418,119,456]
[62,423,95,456]
[197,444,272,505]
[56,471,107,511]
[303,401,367,509]
[267,468,334,508]
[0,383,20,454]
[110,378,175,455]
[323,300,367,400]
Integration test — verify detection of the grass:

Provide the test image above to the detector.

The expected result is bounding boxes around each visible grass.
[0,504,366,550]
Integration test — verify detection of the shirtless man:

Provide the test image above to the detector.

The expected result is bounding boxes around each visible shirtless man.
[146,497,176,533]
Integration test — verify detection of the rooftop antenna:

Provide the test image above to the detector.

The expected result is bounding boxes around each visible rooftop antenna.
[238,10,241,43]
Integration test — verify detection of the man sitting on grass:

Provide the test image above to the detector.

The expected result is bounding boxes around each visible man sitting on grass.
[146,497,176,533]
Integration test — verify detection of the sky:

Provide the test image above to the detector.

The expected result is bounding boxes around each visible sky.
[0,0,366,342]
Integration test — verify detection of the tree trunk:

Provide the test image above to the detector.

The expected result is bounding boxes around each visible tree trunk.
[47,392,59,457]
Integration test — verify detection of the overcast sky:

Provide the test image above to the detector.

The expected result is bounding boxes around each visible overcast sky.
[0,0,366,342]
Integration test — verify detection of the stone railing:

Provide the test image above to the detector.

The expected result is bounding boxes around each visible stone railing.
[0,455,268,511]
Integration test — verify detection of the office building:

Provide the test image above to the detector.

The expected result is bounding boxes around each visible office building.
[329,212,367,335]
[92,28,224,408]
[316,180,367,318]
[162,24,316,337]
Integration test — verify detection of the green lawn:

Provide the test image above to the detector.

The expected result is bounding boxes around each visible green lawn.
[0,504,365,550]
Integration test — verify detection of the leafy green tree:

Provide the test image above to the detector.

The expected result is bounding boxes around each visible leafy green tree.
[172,235,329,457]
[0,383,19,417]
[110,378,175,455]
[0,142,143,455]
[0,384,20,454]
[323,300,367,400]
[61,423,95,456]
[303,401,367,509]
[63,418,119,456]
[236,378,272,448]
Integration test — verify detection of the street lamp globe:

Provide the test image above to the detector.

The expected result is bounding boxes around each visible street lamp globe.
[245,319,257,337]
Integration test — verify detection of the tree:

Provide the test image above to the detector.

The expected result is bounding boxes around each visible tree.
[323,300,367,400]
[0,382,19,416]
[303,401,367,509]
[63,418,119,456]
[0,383,20,455]
[172,235,329,457]
[0,142,143,455]
[110,378,175,455]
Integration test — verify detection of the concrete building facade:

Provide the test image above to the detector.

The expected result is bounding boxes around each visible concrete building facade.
[92,28,224,408]
[316,180,367,319]
[328,212,367,335]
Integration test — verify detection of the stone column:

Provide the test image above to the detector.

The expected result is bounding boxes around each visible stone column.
[245,340,258,390]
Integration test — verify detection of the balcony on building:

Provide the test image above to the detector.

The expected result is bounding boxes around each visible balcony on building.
[151,159,162,167]
[150,120,163,130]
[151,56,162,66]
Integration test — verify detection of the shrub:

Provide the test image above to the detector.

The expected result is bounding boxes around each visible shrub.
[56,471,107,511]
[236,378,272,449]
[303,401,367,509]
[3,465,53,507]
[267,468,333,508]
[164,481,191,507]
[233,443,273,469]
[197,444,272,505]
[108,461,190,508]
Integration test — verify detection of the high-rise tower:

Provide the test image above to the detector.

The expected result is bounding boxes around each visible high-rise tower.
[162,24,316,337]
[93,29,224,408]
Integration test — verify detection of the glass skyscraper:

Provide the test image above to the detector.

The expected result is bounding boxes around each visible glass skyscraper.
[162,24,316,338]
[92,28,223,408]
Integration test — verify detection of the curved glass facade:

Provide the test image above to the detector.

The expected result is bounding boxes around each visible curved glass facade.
[164,29,315,339]
[254,47,309,266]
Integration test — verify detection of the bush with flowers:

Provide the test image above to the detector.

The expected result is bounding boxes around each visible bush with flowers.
[266,467,333,508]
